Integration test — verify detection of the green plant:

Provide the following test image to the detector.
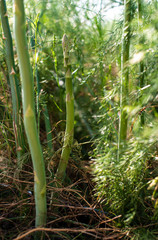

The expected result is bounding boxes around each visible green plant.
[92,130,157,225]
[0,0,24,160]
[119,0,132,144]
[13,0,47,227]
[138,0,145,126]
[55,34,74,183]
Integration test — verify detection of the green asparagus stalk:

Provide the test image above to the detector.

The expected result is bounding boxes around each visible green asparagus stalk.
[13,0,46,227]
[138,0,145,125]
[0,0,24,160]
[55,34,74,183]
[119,0,131,142]
[117,0,132,161]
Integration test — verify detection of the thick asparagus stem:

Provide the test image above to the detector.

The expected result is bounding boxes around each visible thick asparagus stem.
[119,0,131,143]
[138,0,145,125]
[120,0,131,140]
[55,34,74,183]
[117,0,132,161]
[13,0,47,227]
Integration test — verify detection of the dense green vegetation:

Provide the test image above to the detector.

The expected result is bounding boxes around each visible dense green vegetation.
[0,0,158,239]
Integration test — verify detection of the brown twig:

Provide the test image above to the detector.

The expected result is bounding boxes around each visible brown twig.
[13,227,117,240]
